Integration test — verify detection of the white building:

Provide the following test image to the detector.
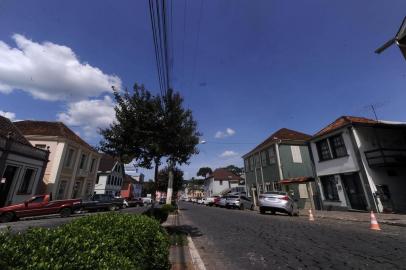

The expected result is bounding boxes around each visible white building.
[15,121,101,200]
[0,116,49,206]
[204,168,244,197]
[95,154,125,196]
[310,116,406,213]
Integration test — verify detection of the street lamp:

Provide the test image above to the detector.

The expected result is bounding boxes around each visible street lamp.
[375,16,406,60]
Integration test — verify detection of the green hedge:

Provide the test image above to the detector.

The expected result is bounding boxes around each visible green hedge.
[0,213,170,270]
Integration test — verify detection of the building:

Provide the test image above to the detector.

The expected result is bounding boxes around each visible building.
[14,121,101,199]
[120,174,144,199]
[204,168,244,197]
[242,128,317,209]
[0,116,49,207]
[95,154,125,196]
[310,116,406,213]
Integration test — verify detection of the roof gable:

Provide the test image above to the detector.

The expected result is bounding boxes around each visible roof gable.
[0,116,32,146]
[313,116,378,138]
[209,168,242,181]
[14,120,95,151]
[243,128,311,157]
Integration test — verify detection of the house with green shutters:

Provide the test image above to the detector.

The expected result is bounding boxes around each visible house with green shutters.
[242,128,320,210]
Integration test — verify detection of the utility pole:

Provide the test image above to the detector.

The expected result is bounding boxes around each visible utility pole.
[166,160,174,205]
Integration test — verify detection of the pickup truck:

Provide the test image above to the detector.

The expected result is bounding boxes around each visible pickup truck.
[80,194,124,212]
[0,194,81,223]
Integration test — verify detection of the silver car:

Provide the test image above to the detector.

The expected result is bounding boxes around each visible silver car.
[226,195,254,210]
[218,196,228,207]
[258,191,299,216]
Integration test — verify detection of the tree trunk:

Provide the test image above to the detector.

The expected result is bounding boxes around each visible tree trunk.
[166,161,174,205]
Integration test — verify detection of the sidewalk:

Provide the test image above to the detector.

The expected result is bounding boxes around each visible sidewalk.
[299,209,406,227]
[163,213,196,270]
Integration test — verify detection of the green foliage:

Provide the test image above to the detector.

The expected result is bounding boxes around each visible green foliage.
[161,204,176,213]
[0,213,170,270]
[223,165,244,176]
[156,166,184,193]
[197,167,212,178]
[143,208,169,224]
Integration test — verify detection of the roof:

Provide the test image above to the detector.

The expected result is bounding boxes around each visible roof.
[243,128,311,158]
[14,120,96,151]
[0,116,32,146]
[209,168,243,181]
[280,176,314,185]
[98,154,118,172]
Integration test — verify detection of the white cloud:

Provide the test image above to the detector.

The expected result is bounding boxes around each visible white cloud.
[220,150,238,158]
[0,34,121,101]
[0,110,16,121]
[57,96,115,137]
[214,128,236,138]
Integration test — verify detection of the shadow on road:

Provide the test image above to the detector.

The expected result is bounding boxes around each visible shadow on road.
[166,224,203,237]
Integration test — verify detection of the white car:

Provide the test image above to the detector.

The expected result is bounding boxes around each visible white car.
[197,198,204,204]
[218,196,229,207]
[142,197,152,205]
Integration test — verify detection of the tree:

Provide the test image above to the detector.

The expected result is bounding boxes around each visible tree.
[156,166,184,194]
[142,181,155,197]
[223,165,244,176]
[197,167,212,178]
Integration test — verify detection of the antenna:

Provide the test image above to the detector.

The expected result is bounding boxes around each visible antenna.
[371,105,378,121]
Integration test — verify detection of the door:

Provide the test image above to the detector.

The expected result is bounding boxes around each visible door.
[18,195,47,217]
[0,165,19,207]
[341,173,367,211]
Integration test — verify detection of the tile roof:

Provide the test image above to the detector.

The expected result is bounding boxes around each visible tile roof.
[209,168,243,181]
[0,116,32,146]
[313,116,379,138]
[98,153,118,172]
[14,120,96,151]
[243,128,311,157]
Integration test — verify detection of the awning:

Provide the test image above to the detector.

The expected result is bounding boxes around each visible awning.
[279,177,314,185]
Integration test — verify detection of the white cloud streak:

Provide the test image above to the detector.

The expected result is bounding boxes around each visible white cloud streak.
[0,34,121,101]
[57,96,115,138]
[214,128,236,139]
[220,150,239,158]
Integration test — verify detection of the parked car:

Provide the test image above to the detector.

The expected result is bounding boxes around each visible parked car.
[81,194,123,212]
[217,196,229,207]
[258,191,299,216]
[226,195,254,210]
[159,197,167,204]
[127,197,144,207]
[0,194,81,223]
[197,198,204,204]
[142,197,152,205]
[213,196,222,207]
[204,196,219,206]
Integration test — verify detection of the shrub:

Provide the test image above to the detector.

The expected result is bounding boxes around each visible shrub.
[0,213,170,270]
[143,208,169,224]
[161,204,176,213]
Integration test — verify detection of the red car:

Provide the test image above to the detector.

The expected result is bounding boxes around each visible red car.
[0,194,81,223]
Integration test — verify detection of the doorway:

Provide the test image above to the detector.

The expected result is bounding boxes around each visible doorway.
[0,165,19,207]
[341,173,367,211]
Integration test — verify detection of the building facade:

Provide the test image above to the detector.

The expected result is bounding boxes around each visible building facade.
[242,128,317,209]
[204,168,244,197]
[0,116,49,207]
[310,116,406,213]
[14,121,101,200]
[95,154,125,196]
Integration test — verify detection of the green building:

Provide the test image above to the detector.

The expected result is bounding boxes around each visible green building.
[242,128,319,210]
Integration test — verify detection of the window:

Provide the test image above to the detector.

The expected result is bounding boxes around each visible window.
[107,175,111,185]
[316,139,331,161]
[244,159,249,172]
[320,175,339,201]
[57,180,68,199]
[260,151,267,166]
[64,148,75,167]
[30,196,45,203]
[255,154,260,168]
[35,144,46,150]
[329,135,347,158]
[79,154,87,169]
[18,168,36,194]
[268,147,276,164]
[273,182,281,191]
[249,157,254,171]
[90,158,96,172]
[219,180,223,185]
[84,182,92,195]
[291,146,303,163]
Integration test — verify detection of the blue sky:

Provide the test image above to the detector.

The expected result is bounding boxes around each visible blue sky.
[0,0,405,180]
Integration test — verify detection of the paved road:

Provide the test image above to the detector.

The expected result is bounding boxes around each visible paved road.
[179,202,406,270]
[0,205,148,233]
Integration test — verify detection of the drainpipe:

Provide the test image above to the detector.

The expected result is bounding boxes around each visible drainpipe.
[348,127,379,212]
[275,142,284,181]
[307,141,324,211]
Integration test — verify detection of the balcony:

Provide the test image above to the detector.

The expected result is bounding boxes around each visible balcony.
[364,148,406,168]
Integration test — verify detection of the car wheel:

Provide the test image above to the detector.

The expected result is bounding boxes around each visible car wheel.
[259,208,266,214]
[239,204,245,210]
[60,208,72,218]
[122,204,127,209]
[0,212,15,223]
[108,205,116,211]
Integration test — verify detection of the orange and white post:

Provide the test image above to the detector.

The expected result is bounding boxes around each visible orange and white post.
[370,211,381,231]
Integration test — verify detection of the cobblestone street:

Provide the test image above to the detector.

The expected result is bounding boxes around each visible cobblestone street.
[179,202,406,270]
